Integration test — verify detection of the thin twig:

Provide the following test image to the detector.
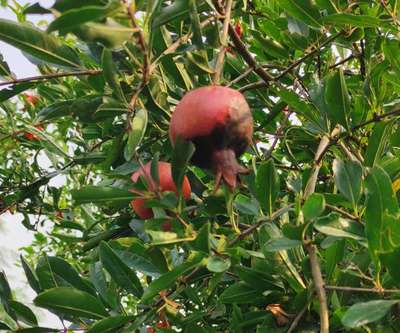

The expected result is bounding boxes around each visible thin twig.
[229,205,293,246]
[239,31,344,92]
[351,108,400,130]
[326,203,359,221]
[123,0,150,112]
[306,244,329,333]
[329,54,355,69]
[213,0,273,85]
[264,110,291,160]
[214,0,233,84]
[286,301,310,333]
[227,66,254,87]
[0,70,102,87]
[325,285,400,294]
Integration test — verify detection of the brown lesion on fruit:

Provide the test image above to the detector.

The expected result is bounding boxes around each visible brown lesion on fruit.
[190,102,252,190]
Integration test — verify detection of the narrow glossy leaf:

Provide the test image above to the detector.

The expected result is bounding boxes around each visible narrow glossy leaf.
[303,193,325,221]
[48,2,122,33]
[279,0,322,29]
[35,101,72,122]
[87,315,134,333]
[0,19,80,68]
[101,48,127,102]
[235,266,283,291]
[333,159,362,209]
[322,14,381,28]
[9,300,37,326]
[263,238,302,252]
[364,121,393,167]
[342,300,398,328]
[365,166,399,259]
[89,262,118,309]
[12,328,59,333]
[0,83,34,102]
[255,160,279,216]
[193,223,210,253]
[206,256,231,273]
[141,253,204,304]
[220,282,266,304]
[74,20,133,49]
[325,239,345,282]
[152,0,190,29]
[325,69,350,128]
[124,109,148,161]
[73,152,107,165]
[0,271,12,301]
[172,136,195,196]
[99,241,143,298]
[188,0,203,48]
[314,214,364,241]
[383,39,400,76]
[0,321,11,330]
[34,287,108,320]
[72,186,135,205]
[0,53,12,80]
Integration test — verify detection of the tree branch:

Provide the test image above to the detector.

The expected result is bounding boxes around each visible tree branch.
[0,70,102,87]
[351,108,400,130]
[306,244,329,333]
[214,0,233,84]
[325,285,400,294]
[123,0,150,112]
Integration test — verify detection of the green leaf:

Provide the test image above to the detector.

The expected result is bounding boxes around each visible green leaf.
[303,193,325,221]
[9,300,37,326]
[206,256,231,273]
[383,39,400,77]
[0,52,12,80]
[365,166,399,260]
[333,159,362,210]
[234,266,284,291]
[193,223,210,253]
[255,160,279,216]
[87,315,134,333]
[34,287,108,320]
[220,282,266,304]
[325,69,350,128]
[263,238,302,252]
[171,136,195,196]
[342,300,398,328]
[279,0,322,29]
[101,48,127,103]
[364,121,393,167]
[12,328,59,333]
[35,101,72,122]
[314,214,365,241]
[48,2,122,33]
[72,186,135,205]
[322,14,381,28]
[141,253,204,304]
[0,83,34,102]
[21,256,41,293]
[0,18,80,68]
[152,0,190,29]
[99,242,143,298]
[188,0,203,48]
[124,109,148,161]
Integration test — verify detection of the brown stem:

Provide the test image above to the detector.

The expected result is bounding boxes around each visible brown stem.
[286,301,310,333]
[326,203,360,222]
[264,110,291,160]
[227,66,254,87]
[123,0,150,112]
[214,0,233,84]
[325,285,400,293]
[0,70,102,87]
[329,54,355,69]
[306,244,329,333]
[351,108,400,130]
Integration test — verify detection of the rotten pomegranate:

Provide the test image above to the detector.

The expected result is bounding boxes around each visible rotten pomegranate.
[130,161,191,219]
[169,86,253,189]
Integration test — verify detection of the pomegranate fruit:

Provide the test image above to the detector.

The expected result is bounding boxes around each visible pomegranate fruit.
[169,86,253,189]
[130,161,191,219]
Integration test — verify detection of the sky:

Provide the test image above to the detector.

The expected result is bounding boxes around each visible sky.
[1,0,62,328]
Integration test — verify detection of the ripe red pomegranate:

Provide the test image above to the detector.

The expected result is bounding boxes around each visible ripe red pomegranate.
[169,86,253,189]
[130,161,191,219]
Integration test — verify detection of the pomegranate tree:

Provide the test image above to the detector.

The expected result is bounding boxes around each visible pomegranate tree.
[130,161,191,219]
[169,86,253,189]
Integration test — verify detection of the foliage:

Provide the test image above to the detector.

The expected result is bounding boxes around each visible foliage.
[1,0,400,332]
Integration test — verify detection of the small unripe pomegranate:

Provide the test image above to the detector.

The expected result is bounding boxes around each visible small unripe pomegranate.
[169,86,253,189]
[130,161,191,219]
[235,22,243,38]
[23,93,40,105]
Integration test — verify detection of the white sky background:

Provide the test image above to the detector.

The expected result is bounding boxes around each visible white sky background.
[0,0,63,328]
